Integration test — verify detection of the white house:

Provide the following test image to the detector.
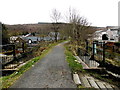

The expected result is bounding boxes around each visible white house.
[10,33,31,43]
[93,26,119,42]
[10,36,20,43]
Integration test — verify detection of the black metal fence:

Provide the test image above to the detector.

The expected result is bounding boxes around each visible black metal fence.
[78,47,99,68]
[77,40,120,75]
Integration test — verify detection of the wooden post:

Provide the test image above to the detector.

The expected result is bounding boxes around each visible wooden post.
[102,41,105,66]
[77,48,80,56]
[112,45,114,52]
[84,40,89,56]
[22,43,25,53]
[86,39,88,53]
[92,41,95,59]
[89,41,95,60]
[12,44,16,59]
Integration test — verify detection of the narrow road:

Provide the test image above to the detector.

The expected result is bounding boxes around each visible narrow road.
[11,41,76,88]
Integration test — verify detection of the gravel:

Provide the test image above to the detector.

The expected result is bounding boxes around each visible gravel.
[10,42,76,88]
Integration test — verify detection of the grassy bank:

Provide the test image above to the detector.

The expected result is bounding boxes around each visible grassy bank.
[64,43,84,73]
[64,43,87,88]
[1,40,66,89]
[64,42,120,88]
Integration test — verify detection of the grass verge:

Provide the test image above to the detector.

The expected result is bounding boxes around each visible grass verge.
[64,42,120,89]
[64,43,88,89]
[1,40,66,89]
[64,43,84,73]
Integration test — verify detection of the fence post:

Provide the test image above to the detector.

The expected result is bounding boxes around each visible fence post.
[89,41,95,60]
[112,45,114,52]
[83,40,89,64]
[102,41,105,66]
[12,44,16,59]
[77,48,80,56]
[89,41,96,67]
[84,39,89,56]
[22,42,25,53]
[99,41,106,67]
[86,39,88,53]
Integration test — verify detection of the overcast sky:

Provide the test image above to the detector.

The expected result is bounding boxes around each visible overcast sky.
[0,0,119,27]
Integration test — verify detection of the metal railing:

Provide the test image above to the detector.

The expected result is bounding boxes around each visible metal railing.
[78,40,120,75]
[78,48,99,68]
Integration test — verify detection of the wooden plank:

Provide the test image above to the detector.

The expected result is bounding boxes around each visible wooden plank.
[0,68,18,71]
[73,74,81,85]
[89,79,99,89]
[80,77,91,87]
[104,83,113,90]
[96,81,107,90]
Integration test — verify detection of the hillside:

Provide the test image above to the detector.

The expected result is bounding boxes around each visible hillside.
[5,23,99,36]
[5,23,54,36]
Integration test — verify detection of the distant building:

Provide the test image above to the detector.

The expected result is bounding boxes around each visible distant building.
[23,36,39,44]
[10,36,20,43]
[48,32,60,40]
[10,33,31,43]
[10,32,61,45]
[93,26,119,42]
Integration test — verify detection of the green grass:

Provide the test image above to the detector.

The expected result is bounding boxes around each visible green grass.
[64,44,84,73]
[78,85,97,90]
[1,48,49,88]
[64,41,120,89]
[1,40,67,89]
[64,44,86,89]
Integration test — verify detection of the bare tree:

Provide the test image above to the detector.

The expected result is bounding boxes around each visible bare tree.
[51,9,61,23]
[67,8,91,52]
[50,9,61,42]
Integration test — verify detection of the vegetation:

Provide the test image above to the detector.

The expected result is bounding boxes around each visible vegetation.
[78,85,96,90]
[4,8,96,44]
[1,7,119,89]
[65,42,120,88]
[2,24,10,45]
[64,43,84,73]
[53,8,96,57]
[50,9,61,42]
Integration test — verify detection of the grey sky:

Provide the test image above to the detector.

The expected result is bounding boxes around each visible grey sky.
[0,0,119,27]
